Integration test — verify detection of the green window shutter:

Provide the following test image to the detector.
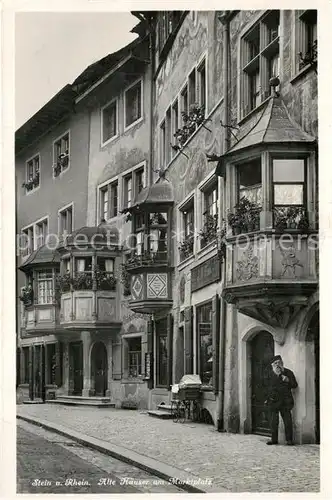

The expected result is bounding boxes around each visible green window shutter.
[167,313,173,389]
[212,294,220,394]
[184,306,193,374]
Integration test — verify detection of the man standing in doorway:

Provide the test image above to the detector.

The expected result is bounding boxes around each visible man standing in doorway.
[265,355,298,446]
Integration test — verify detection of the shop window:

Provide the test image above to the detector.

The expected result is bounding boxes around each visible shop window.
[241,11,280,117]
[124,80,142,128]
[37,269,54,305]
[128,337,142,378]
[156,319,168,387]
[23,347,29,384]
[298,10,317,71]
[102,99,117,144]
[197,302,213,387]
[47,344,56,385]
[272,158,307,229]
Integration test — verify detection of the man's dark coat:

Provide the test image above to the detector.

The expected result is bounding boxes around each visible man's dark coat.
[266,368,298,410]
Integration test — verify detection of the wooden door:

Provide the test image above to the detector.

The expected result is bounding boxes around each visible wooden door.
[251,331,274,435]
[92,342,108,396]
[71,342,83,395]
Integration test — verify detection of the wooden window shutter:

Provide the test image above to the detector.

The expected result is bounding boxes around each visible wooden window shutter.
[212,294,221,394]
[167,313,173,389]
[55,342,63,387]
[184,306,193,374]
[147,318,154,389]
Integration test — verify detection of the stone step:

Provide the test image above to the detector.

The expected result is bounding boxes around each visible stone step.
[22,399,44,404]
[157,403,173,412]
[147,410,174,419]
[46,398,115,408]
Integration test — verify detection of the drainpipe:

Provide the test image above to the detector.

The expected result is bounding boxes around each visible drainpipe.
[217,11,231,432]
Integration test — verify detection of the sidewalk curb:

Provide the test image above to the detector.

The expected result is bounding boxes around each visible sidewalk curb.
[17,413,225,494]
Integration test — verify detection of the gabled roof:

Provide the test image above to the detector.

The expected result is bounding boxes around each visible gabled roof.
[19,245,60,271]
[216,96,316,174]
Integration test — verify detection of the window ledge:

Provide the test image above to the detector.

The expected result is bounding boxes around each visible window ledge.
[25,185,41,196]
[290,64,317,85]
[177,253,195,271]
[124,116,144,134]
[196,239,217,258]
[121,378,146,384]
[101,133,119,149]
[238,96,271,126]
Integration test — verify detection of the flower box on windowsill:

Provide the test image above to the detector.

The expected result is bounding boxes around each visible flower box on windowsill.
[22,172,40,192]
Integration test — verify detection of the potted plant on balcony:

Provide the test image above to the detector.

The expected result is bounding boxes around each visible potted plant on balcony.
[22,170,40,191]
[94,265,117,291]
[217,221,227,263]
[174,104,205,148]
[228,197,260,234]
[178,234,195,261]
[199,214,218,247]
[55,272,72,293]
[72,272,93,290]
[19,284,33,305]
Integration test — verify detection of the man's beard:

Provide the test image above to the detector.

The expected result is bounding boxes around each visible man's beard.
[272,365,284,375]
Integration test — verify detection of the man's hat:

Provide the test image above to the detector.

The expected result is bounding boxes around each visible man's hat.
[270,355,282,364]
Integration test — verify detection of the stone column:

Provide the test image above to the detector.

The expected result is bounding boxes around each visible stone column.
[105,338,113,398]
[62,342,70,395]
[81,331,92,397]
[223,303,240,433]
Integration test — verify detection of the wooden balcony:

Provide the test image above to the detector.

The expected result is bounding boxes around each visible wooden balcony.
[60,289,121,331]
[223,232,318,332]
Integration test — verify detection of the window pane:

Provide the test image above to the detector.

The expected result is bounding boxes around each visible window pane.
[197,303,213,386]
[274,184,304,205]
[103,102,117,142]
[149,212,168,225]
[126,82,141,127]
[273,159,305,182]
[238,159,262,204]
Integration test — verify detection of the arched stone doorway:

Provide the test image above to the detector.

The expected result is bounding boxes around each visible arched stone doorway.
[306,309,319,443]
[251,331,275,435]
[91,342,108,397]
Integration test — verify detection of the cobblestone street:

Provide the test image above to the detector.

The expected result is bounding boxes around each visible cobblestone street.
[17,404,320,492]
[17,421,183,494]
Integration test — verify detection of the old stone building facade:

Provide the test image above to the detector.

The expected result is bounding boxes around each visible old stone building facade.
[16,10,318,444]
